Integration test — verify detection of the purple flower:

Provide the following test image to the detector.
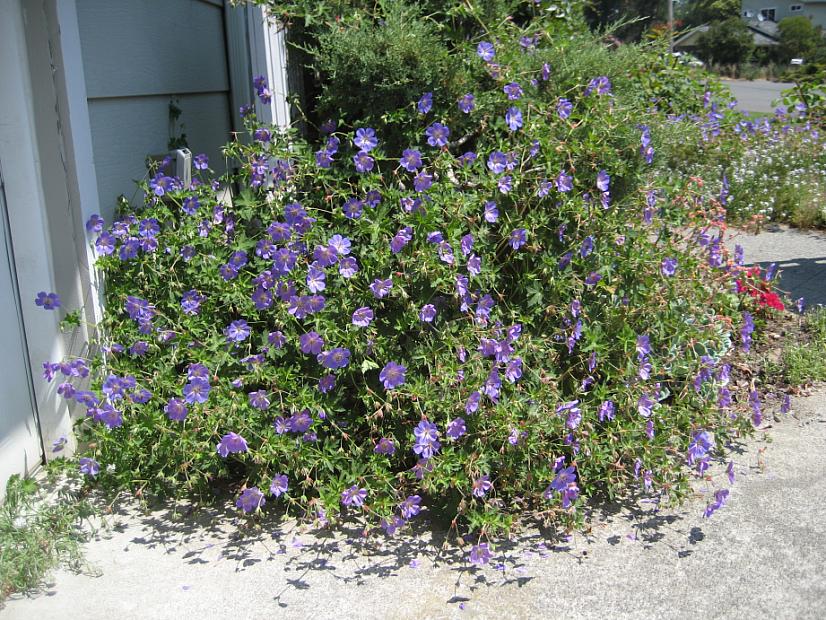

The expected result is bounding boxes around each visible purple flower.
[541,62,551,80]
[503,82,523,100]
[458,151,477,166]
[413,171,432,192]
[306,265,326,294]
[412,420,440,459]
[505,107,523,132]
[703,489,729,518]
[35,291,61,310]
[750,389,762,426]
[370,278,393,299]
[585,76,612,96]
[585,272,602,286]
[555,171,573,192]
[126,340,148,357]
[183,378,211,405]
[460,234,474,256]
[484,201,499,223]
[382,515,406,536]
[248,390,270,410]
[557,400,582,430]
[339,256,359,278]
[225,320,250,343]
[95,232,115,255]
[472,475,493,498]
[270,474,289,498]
[557,98,573,119]
[341,485,367,508]
[467,254,482,276]
[379,361,406,390]
[487,150,507,175]
[216,432,248,458]
[688,430,713,467]
[417,92,433,114]
[399,149,422,172]
[661,257,678,277]
[598,400,615,422]
[425,123,450,147]
[391,226,414,253]
[509,228,528,250]
[636,335,651,359]
[470,543,492,565]
[318,374,336,394]
[353,151,375,173]
[476,41,495,62]
[164,397,188,422]
[580,235,595,258]
[353,127,378,152]
[505,358,523,383]
[352,306,374,327]
[86,213,104,232]
[399,495,421,519]
[638,393,655,417]
[465,391,481,414]
[287,409,313,433]
[181,289,205,315]
[458,93,475,113]
[315,149,334,168]
[741,311,755,352]
[187,363,210,381]
[328,234,351,256]
[419,304,437,323]
[79,457,100,477]
[374,437,396,455]
[543,465,579,508]
[237,487,266,513]
[596,169,610,193]
[317,347,351,370]
[446,417,467,440]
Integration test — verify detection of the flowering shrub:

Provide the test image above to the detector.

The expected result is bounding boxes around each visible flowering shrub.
[48,13,770,554]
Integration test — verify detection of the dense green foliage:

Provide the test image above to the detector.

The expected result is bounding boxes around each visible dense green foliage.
[56,10,765,547]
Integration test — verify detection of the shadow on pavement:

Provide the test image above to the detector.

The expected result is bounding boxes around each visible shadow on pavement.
[747,256,826,308]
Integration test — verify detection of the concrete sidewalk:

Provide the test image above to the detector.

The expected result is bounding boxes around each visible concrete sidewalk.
[727,225,826,308]
[4,395,825,619]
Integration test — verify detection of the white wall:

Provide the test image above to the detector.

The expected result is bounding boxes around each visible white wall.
[76,0,233,220]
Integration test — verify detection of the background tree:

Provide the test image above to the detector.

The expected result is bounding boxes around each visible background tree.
[678,0,739,28]
[777,16,824,63]
[585,0,667,41]
[697,17,754,65]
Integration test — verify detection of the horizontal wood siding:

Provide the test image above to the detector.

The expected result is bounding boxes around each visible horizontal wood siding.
[88,93,230,218]
[77,0,229,98]
[76,0,231,216]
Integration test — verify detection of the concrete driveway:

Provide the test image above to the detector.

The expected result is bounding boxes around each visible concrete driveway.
[3,393,826,619]
[724,79,794,114]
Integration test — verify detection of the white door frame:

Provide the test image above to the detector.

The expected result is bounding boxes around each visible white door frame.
[0,0,81,466]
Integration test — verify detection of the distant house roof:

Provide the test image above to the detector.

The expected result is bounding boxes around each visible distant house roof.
[674,21,779,50]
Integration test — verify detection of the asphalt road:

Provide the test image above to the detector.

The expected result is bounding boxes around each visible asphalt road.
[724,79,794,114]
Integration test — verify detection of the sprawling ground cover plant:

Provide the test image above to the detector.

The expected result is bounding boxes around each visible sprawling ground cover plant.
[44,12,775,559]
